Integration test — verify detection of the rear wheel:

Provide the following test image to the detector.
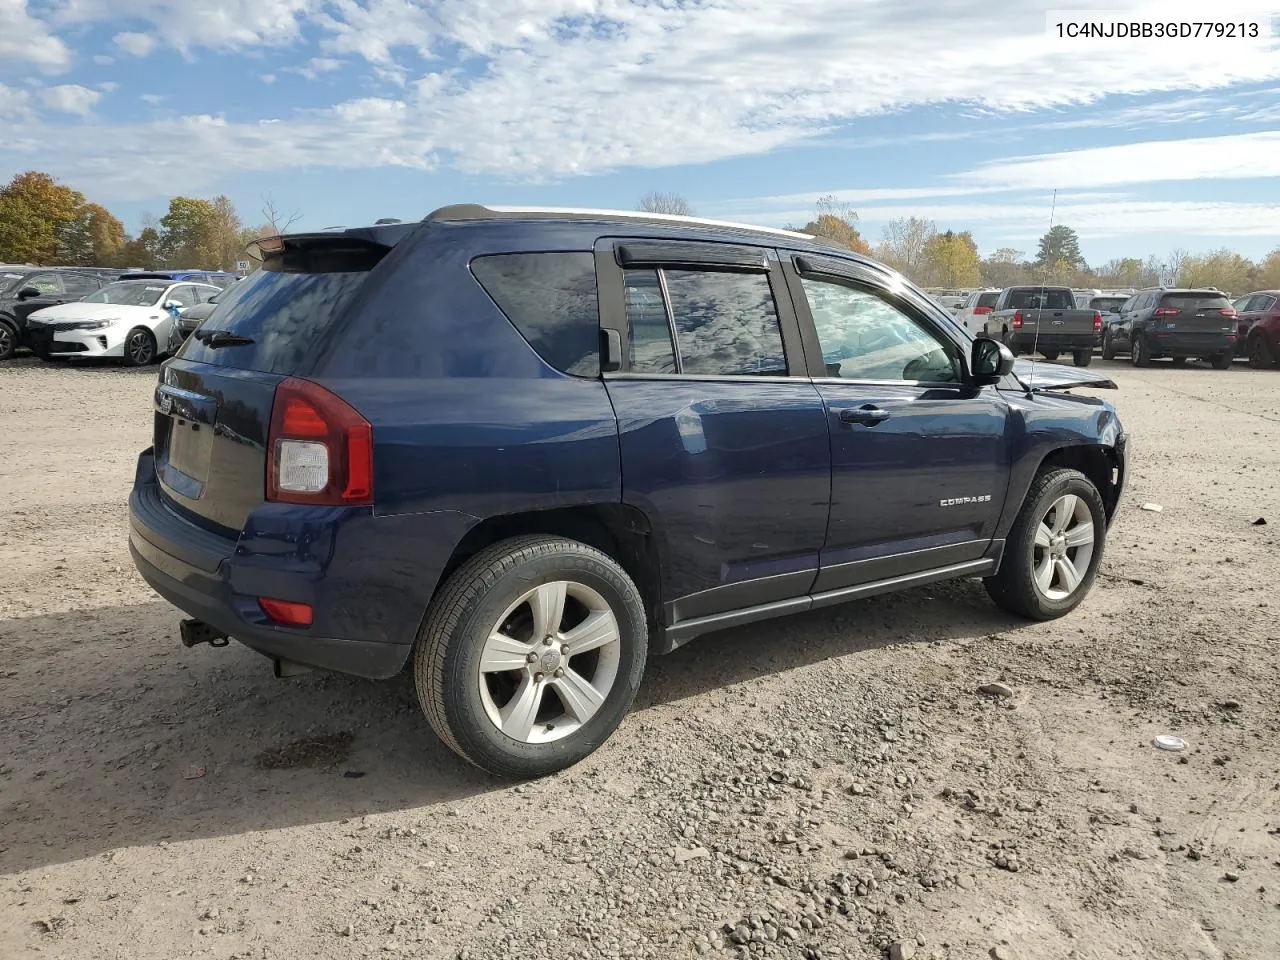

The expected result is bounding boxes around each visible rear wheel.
[1248,335,1275,369]
[985,468,1106,620]
[1101,331,1117,360]
[1040,349,1059,362]
[1072,349,1092,367]
[1131,335,1151,367]
[1211,351,1232,370]
[0,320,16,361]
[122,327,156,367]
[414,536,648,779]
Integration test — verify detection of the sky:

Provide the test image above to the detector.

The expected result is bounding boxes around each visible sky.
[1,0,1278,266]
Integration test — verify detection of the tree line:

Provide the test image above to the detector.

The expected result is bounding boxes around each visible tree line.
[641,193,1280,296]
[0,170,298,272]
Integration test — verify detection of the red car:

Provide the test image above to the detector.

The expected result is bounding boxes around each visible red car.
[1234,291,1280,368]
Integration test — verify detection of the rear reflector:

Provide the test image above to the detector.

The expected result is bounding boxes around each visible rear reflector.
[1012,311,1023,329]
[259,597,314,627]
[267,378,374,506]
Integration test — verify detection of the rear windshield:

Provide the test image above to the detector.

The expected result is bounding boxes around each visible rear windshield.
[1005,288,1075,310]
[177,261,373,373]
[976,292,999,308]
[1160,293,1230,310]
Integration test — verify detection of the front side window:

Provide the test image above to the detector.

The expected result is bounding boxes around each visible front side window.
[800,277,961,383]
[621,267,786,376]
[24,274,62,295]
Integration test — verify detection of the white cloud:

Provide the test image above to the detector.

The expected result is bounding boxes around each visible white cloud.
[1,0,72,70]
[958,132,1280,190]
[52,0,318,52]
[286,56,344,80]
[260,73,277,85]
[97,81,119,92]
[93,54,114,65]
[140,93,166,104]
[0,82,33,119]
[113,31,156,57]
[40,84,103,116]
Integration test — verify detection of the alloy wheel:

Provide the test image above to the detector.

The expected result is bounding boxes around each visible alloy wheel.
[477,580,621,744]
[1031,493,1096,601]
[127,331,154,365]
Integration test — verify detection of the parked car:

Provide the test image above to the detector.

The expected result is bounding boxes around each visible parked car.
[982,286,1102,366]
[166,286,230,355]
[0,267,114,360]
[955,288,1001,336]
[1100,288,1237,368]
[26,278,220,365]
[121,270,239,288]
[1088,295,1129,317]
[1232,290,1280,368]
[127,205,1127,779]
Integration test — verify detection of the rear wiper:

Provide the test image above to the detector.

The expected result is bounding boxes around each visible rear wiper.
[194,330,255,348]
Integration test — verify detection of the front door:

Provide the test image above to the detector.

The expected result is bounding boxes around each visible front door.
[782,256,1011,591]
[597,240,831,627]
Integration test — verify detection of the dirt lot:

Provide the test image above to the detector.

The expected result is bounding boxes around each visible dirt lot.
[2,355,1278,960]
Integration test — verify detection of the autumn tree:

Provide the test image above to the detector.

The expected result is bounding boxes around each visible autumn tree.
[1035,225,1085,270]
[0,171,87,264]
[1178,249,1255,296]
[638,192,694,216]
[799,195,871,255]
[980,248,1030,288]
[158,196,222,268]
[923,230,980,287]
[877,217,935,280]
[1254,247,1280,290]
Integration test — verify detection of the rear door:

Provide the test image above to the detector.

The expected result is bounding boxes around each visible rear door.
[783,253,1010,589]
[596,238,831,625]
[155,238,389,534]
[11,272,67,326]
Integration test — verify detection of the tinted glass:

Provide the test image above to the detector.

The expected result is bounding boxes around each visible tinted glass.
[1005,288,1075,310]
[1089,297,1127,312]
[1257,296,1277,312]
[801,278,960,383]
[167,285,196,307]
[1160,293,1230,310]
[84,281,165,306]
[60,274,100,295]
[23,273,62,295]
[178,267,371,374]
[976,292,999,308]
[623,269,676,373]
[0,272,30,295]
[663,270,785,376]
[471,253,600,377]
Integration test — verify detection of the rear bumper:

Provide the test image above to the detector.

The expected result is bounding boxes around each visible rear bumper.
[128,450,412,679]
[1010,333,1098,351]
[1142,332,1234,357]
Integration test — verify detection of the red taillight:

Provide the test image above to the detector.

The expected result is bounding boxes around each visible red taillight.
[259,597,314,627]
[1012,311,1023,329]
[974,306,993,315]
[1220,308,1237,318]
[1092,311,1103,332]
[267,377,373,506]
[1153,307,1179,316]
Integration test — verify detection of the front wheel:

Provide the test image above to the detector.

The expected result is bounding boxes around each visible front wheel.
[1171,356,1187,367]
[0,321,16,361]
[122,327,157,366]
[1040,349,1059,362]
[1249,335,1276,370]
[1072,349,1092,367]
[1131,335,1151,367]
[985,468,1106,620]
[1211,351,1232,370]
[1101,332,1117,361]
[414,536,648,779]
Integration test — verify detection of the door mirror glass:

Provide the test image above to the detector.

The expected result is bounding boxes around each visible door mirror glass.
[971,337,1015,385]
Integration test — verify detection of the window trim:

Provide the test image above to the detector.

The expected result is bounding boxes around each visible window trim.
[595,237,807,379]
[782,254,973,386]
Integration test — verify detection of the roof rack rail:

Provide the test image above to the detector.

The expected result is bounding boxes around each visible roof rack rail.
[422,203,849,250]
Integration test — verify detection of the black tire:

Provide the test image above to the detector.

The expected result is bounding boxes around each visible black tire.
[1072,349,1092,367]
[1040,349,1059,362]
[0,320,16,361]
[122,327,157,367]
[985,468,1106,621]
[414,536,648,779]
[1248,334,1276,370]
[1131,334,1150,367]
[1211,351,1232,370]
[1170,356,1187,367]
[1101,332,1117,361]
[1001,329,1021,357]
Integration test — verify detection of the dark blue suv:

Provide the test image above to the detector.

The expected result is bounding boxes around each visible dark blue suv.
[129,204,1127,778]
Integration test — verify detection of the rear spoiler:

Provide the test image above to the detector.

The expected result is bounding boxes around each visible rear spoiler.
[246,224,416,263]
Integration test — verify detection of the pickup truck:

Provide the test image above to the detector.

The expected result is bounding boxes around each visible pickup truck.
[982,286,1103,367]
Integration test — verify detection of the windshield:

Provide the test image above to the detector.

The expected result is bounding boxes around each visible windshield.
[0,272,31,296]
[83,282,167,307]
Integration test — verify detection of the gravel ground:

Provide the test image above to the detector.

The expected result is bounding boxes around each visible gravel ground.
[2,355,1278,960]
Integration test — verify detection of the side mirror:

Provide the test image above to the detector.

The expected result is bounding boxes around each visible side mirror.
[16,286,40,300]
[971,337,1015,386]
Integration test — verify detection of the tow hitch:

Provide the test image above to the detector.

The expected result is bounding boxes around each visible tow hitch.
[180,619,229,649]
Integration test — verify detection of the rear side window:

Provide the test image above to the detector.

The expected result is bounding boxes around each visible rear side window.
[1160,293,1230,310]
[471,253,600,377]
[179,267,371,374]
[61,274,100,295]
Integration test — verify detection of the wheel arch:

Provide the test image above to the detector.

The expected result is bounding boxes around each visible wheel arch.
[1037,444,1122,522]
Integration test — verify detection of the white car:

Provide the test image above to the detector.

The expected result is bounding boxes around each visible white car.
[27,279,221,365]
[954,288,1002,336]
